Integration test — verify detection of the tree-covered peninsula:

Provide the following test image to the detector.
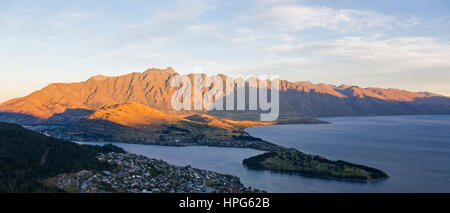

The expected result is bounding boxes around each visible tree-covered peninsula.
[243,149,388,181]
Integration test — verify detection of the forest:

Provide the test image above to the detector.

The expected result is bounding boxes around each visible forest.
[0,122,124,192]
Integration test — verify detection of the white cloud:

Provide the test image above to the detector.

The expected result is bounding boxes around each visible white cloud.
[0,15,18,29]
[115,0,218,47]
[231,36,257,44]
[59,12,90,21]
[240,4,420,32]
[265,36,450,74]
[147,0,216,25]
[432,15,450,25]
[187,24,217,32]
[274,6,390,30]
[0,17,6,27]
[329,37,450,70]
[223,2,426,58]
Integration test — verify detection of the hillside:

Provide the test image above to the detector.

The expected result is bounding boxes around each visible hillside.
[0,122,125,192]
[39,102,285,151]
[87,102,180,127]
[1,67,449,125]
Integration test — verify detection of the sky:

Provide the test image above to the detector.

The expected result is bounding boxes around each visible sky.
[1,0,450,102]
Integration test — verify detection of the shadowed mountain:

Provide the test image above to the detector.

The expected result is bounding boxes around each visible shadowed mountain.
[209,81,450,120]
[277,89,450,117]
[1,67,449,125]
[0,112,44,125]
[45,108,94,125]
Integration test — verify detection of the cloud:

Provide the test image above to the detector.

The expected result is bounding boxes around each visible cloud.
[147,0,216,25]
[221,2,425,57]
[0,15,18,29]
[432,15,450,24]
[240,4,420,33]
[59,12,90,21]
[115,0,218,47]
[187,24,217,32]
[274,6,390,30]
[265,36,450,74]
[0,17,5,27]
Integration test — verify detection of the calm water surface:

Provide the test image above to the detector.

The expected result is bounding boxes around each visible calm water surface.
[79,115,450,192]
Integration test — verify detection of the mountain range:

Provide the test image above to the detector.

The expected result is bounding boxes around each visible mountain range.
[0,67,444,180]
[0,67,449,126]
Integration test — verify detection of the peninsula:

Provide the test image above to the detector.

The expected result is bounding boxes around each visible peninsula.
[243,149,388,181]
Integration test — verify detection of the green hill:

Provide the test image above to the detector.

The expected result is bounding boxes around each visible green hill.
[0,122,124,192]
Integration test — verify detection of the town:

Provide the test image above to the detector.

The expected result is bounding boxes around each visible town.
[46,152,265,193]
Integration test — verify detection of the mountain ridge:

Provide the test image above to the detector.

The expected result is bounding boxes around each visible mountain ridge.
[1,67,449,124]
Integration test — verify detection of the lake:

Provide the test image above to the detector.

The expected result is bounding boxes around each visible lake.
[78,115,450,192]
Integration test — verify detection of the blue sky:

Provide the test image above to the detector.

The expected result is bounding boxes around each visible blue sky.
[1,0,450,102]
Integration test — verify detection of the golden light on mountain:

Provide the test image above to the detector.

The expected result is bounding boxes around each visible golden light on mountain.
[0,67,449,125]
[87,102,180,127]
